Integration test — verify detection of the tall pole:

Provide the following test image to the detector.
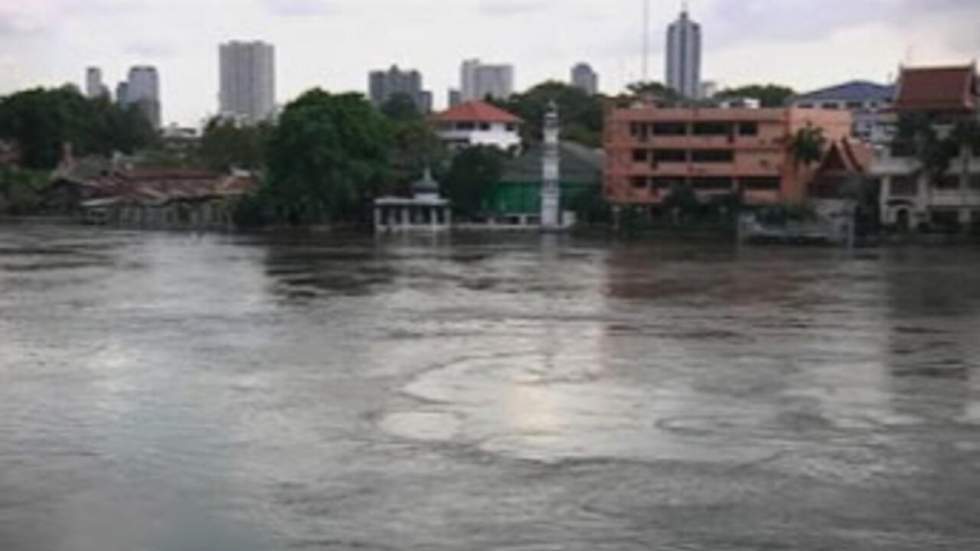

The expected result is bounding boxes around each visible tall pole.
[541,101,562,231]
[642,0,650,81]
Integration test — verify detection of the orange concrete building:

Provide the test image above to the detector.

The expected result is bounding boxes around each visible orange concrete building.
[603,103,853,208]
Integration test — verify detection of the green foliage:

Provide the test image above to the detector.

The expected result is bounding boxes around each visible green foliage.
[790,124,827,167]
[442,145,504,218]
[263,89,393,225]
[0,167,49,214]
[380,93,422,123]
[895,113,963,181]
[566,183,611,225]
[390,118,446,195]
[626,81,686,102]
[0,87,157,169]
[716,84,796,107]
[493,81,603,147]
[199,118,272,171]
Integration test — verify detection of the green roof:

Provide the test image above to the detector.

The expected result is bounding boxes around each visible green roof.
[500,141,604,185]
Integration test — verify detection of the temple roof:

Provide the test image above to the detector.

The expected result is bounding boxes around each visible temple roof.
[893,64,979,112]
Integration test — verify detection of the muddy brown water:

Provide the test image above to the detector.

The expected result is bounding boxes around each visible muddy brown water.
[2,221,979,550]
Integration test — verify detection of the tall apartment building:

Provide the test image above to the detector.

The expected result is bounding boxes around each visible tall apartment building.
[118,66,161,129]
[571,63,599,95]
[872,64,980,232]
[460,59,514,102]
[666,9,702,99]
[368,65,432,113]
[219,41,276,123]
[85,67,109,99]
[603,102,852,208]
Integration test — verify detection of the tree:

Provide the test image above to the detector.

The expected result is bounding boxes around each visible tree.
[493,81,603,146]
[389,119,446,195]
[380,93,421,123]
[790,124,827,168]
[199,117,272,171]
[661,183,701,225]
[894,113,960,184]
[262,89,393,225]
[441,145,504,218]
[0,87,156,169]
[716,84,796,107]
[626,81,687,102]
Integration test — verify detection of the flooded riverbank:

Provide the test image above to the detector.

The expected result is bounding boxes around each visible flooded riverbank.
[1,221,979,550]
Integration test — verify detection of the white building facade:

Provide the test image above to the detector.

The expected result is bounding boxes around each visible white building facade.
[460,59,514,102]
[433,101,522,153]
[665,9,702,99]
[219,41,276,124]
[872,65,980,232]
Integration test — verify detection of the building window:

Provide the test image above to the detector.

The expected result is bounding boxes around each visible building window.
[933,175,961,191]
[506,124,516,132]
[652,122,687,136]
[631,177,648,190]
[931,209,961,230]
[691,177,733,190]
[690,149,734,163]
[632,149,648,162]
[651,178,680,190]
[846,101,864,110]
[821,102,840,110]
[741,178,781,191]
[652,149,687,163]
[692,122,732,136]
[970,175,980,190]
[797,103,814,109]
[738,122,758,136]
[891,176,917,196]
[480,123,491,131]
[456,122,475,131]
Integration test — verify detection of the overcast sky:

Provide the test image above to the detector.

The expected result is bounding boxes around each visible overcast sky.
[1,0,978,126]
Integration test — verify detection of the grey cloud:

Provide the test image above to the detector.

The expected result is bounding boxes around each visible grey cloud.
[476,0,548,17]
[263,0,339,16]
[124,40,178,59]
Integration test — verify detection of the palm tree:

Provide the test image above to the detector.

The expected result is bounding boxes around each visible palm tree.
[789,124,827,168]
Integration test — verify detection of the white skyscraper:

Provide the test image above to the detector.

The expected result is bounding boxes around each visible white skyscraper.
[85,67,109,99]
[121,66,161,128]
[665,8,702,99]
[219,41,276,123]
[460,59,514,102]
[571,63,599,95]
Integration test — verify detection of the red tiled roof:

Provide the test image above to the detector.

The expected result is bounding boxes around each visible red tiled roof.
[894,64,978,112]
[432,101,522,124]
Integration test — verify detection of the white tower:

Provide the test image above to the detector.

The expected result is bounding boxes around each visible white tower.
[540,101,561,231]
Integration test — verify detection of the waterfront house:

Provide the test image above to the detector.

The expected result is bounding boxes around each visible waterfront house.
[431,101,522,153]
[871,64,980,232]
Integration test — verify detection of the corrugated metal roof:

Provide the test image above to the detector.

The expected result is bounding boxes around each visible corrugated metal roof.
[792,81,896,104]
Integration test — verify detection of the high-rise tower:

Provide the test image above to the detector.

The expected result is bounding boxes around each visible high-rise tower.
[219,41,276,123]
[665,8,702,98]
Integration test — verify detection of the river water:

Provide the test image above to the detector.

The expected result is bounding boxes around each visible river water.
[1,221,979,550]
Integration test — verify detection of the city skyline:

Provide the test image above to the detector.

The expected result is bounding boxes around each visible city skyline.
[1,0,977,126]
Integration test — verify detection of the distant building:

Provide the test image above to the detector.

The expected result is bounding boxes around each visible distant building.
[448,89,462,108]
[85,67,110,99]
[700,80,719,99]
[219,41,276,123]
[790,80,896,141]
[603,102,852,209]
[460,59,514,102]
[368,65,432,113]
[373,168,451,233]
[571,63,599,95]
[665,9,702,99]
[432,101,522,153]
[872,64,980,232]
[119,66,161,129]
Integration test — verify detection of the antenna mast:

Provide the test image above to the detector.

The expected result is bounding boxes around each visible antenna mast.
[642,0,651,81]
